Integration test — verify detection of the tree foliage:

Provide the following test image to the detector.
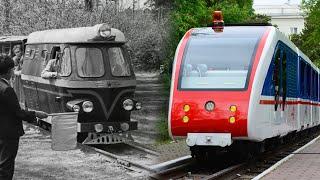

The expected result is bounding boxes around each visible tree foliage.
[161,0,269,73]
[291,0,320,66]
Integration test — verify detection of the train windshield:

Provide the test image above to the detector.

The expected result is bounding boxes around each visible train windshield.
[76,47,105,77]
[179,36,259,90]
[108,47,131,77]
[75,45,131,78]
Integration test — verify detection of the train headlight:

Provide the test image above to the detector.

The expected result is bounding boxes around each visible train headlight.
[82,101,94,113]
[182,116,189,123]
[229,116,236,124]
[205,101,215,112]
[120,123,130,131]
[94,124,104,133]
[72,105,81,112]
[123,99,134,111]
[183,104,190,112]
[135,102,142,110]
[230,105,237,112]
[99,24,112,37]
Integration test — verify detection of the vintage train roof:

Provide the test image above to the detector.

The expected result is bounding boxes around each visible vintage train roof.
[191,26,269,38]
[0,36,27,43]
[27,24,126,44]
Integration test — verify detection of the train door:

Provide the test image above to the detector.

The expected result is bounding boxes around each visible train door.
[23,47,41,111]
[273,46,287,125]
[305,64,312,126]
[39,45,71,113]
[37,48,51,113]
[47,46,63,113]
[311,70,318,126]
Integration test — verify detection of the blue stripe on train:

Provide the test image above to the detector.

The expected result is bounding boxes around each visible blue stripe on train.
[261,41,319,101]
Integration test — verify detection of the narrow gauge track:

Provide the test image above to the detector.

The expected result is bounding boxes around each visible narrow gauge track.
[150,127,320,180]
[27,121,159,173]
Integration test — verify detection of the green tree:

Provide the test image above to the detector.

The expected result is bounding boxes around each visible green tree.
[291,0,320,66]
[162,0,269,74]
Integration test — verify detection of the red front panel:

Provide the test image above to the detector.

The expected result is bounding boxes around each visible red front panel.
[170,27,270,138]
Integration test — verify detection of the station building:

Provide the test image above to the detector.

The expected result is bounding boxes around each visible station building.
[254,2,305,36]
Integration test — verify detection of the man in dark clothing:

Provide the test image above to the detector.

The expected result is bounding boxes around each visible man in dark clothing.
[0,55,48,180]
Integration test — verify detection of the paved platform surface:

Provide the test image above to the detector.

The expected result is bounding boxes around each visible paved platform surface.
[13,123,145,180]
[262,137,320,180]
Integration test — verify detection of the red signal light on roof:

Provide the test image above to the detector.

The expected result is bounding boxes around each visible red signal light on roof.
[212,11,224,32]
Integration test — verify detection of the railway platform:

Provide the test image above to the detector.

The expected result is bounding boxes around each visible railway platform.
[13,122,144,180]
[259,135,320,180]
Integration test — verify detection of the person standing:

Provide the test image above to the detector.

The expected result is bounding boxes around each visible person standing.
[12,45,23,74]
[0,55,48,180]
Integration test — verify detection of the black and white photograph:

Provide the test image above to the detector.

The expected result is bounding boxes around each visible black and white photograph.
[1,0,320,179]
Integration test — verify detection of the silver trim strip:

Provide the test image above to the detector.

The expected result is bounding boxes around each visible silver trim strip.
[21,74,136,88]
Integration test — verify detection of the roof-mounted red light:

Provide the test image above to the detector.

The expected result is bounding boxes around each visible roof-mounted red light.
[212,11,224,32]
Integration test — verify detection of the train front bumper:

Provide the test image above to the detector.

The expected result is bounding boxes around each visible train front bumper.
[77,121,138,133]
[186,133,232,147]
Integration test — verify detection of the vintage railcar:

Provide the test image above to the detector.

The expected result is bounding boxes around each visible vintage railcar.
[20,24,141,144]
[0,36,27,56]
[169,11,320,157]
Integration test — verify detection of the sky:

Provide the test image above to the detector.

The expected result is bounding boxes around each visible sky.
[254,0,302,5]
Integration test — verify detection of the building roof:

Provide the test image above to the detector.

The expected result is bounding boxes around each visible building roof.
[253,3,304,17]
[0,36,27,43]
[27,24,126,44]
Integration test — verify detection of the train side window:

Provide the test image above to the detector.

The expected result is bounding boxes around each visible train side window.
[24,48,30,58]
[299,60,305,97]
[313,71,318,100]
[29,49,35,60]
[273,49,281,95]
[59,47,71,77]
[41,50,48,60]
[305,65,310,98]
[51,46,61,59]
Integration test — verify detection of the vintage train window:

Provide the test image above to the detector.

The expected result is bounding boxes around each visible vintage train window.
[108,47,131,77]
[30,49,35,60]
[179,37,259,90]
[59,47,71,77]
[41,50,47,60]
[76,47,104,77]
[24,48,30,58]
[4,46,10,55]
[51,46,61,59]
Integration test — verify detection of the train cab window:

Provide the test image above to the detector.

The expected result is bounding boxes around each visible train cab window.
[59,47,71,76]
[179,37,259,90]
[76,47,104,77]
[108,47,131,77]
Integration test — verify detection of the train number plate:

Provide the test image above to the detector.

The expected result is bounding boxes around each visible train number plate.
[186,133,232,147]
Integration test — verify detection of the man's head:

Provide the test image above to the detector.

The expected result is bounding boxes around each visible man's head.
[0,55,14,80]
[13,45,22,58]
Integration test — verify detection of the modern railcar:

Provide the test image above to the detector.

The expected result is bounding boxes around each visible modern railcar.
[19,24,141,144]
[169,11,319,157]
